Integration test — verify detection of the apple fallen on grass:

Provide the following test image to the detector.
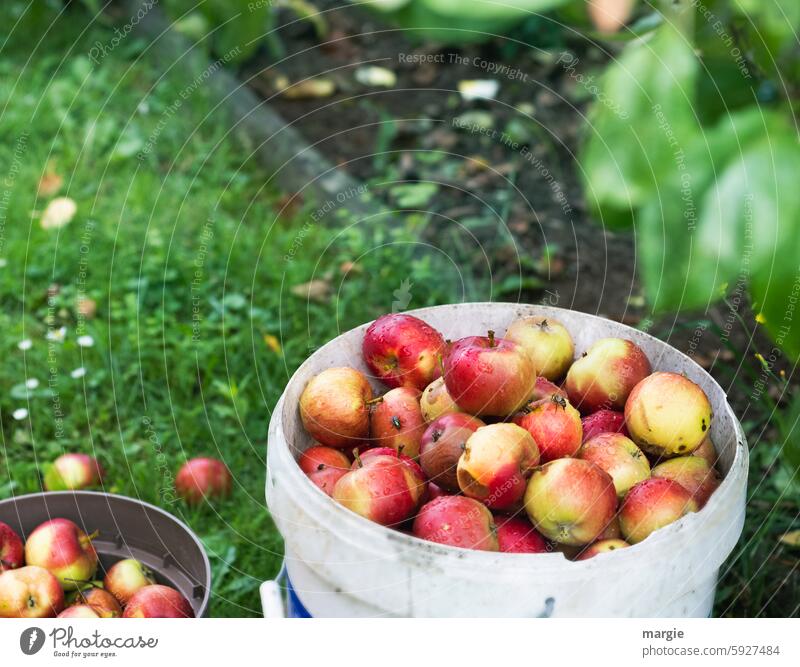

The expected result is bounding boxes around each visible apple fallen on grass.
[494,515,548,553]
[420,413,485,492]
[420,376,460,422]
[0,565,64,618]
[619,477,698,544]
[299,367,373,447]
[444,332,537,416]
[44,453,104,491]
[457,423,540,510]
[524,458,617,546]
[577,539,630,560]
[565,338,651,413]
[103,558,157,606]
[513,395,583,462]
[652,456,720,508]
[362,313,445,390]
[581,409,629,442]
[0,521,24,573]
[412,496,498,551]
[122,584,194,618]
[24,518,98,590]
[625,372,712,457]
[504,316,574,380]
[369,386,426,458]
[298,445,351,497]
[578,432,650,498]
[175,457,232,505]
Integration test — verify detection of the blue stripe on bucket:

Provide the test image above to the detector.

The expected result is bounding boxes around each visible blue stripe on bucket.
[277,562,312,618]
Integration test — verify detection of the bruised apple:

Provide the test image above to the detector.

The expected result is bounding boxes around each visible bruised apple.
[619,478,697,544]
[362,314,445,390]
[457,423,539,510]
[420,377,460,422]
[412,496,498,551]
[577,539,630,560]
[299,367,373,447]
[565,338,651,413]
[581,409,628,442]
[70,586,122,618]
[24,519,98,590]
[513,395,582,462]
[494,515,548,553]
[419,413,485,492]
[0,522,24,573]
[504,316,574,380]
[298,445,351,496]
[444,332,536,416]
[625,372,712,457]
[369,386,426,458]
[578,433,650,498]
[652,456,720,508]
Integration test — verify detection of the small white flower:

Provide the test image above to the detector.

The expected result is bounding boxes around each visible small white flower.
[17,339,32,351]
[12,408,28,420]
[70,367,86,379]
[0,258,7,268]
[458,79,500,102]
[77,335,94,348]
[45,326,67,343]
[25,378,39,389]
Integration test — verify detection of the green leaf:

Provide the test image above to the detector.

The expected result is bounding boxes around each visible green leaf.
[389,182,439,208]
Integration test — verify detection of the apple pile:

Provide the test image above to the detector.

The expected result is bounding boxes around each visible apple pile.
[0,518,193,618]
[297,313,722,558]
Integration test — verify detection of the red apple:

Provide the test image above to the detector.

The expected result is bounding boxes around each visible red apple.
[513,395,583,462]
[565,338,651,413]
[524,458,617,546]
[333,454,426,526]
[43,453,104,491]
[625,372,712,457]
[362,313,446,390]
[419,413,485,492]
[299,367,373,447]
[122,584,194,618]
[494,515,548,553]
[577,539,630,560]
[529,376,568,402]
[103,558,157,606]
[0,565,64,618]
[0,522,24,572]
[420,377,461,422]
[652,456,721,508]
[444,332,537,416]
[58,604,100,618]
[457,423,540,510]
[24,518,98,590]
[504,316,574,380]
[412,496,498,551]
[578,432,650,498]
[693,436,720,468]
[355,446,426,481]
[597,514,622,540]
[298,445,351,496]
[581,409,629,442]
[70,585,122,618]
[619,478,698,544]
[427,482,448,500]
[175,457,232,505]
[369,387,426,458]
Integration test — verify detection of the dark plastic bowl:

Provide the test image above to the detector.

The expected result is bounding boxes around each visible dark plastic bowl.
[0,491,211,617]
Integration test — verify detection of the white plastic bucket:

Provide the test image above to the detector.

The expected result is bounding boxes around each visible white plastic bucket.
[265,303,748,617]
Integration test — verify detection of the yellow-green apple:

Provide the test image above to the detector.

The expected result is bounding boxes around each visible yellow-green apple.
[122,584,194,618]
[420,377,460,422]
[333,453,426,526]
[619,477,698,544]
[0,521,24,572]
[175,457,232,505]
[362,313,446,390]
[412,496,498,551]
[298,445,351,497]
[43,453,104,491]
[578,432,650,498]
[494,515,548,553]
[513,395,582,462]
[581,409,629,442]
[103,558,156,606]
[70,585,122,618]
[565,338,651,413]
[24,518,98,590]
[530,376,567,402]
[0,565,64,618]
[457,423,539,510]
[625,372,712,457]
[369,386,426,458]
[652,456,721,508]
[577,539,630,560]
[693,436,719,468]
[444,332,537,417]
[299,367,373,447]
[58,604,100,618]
[504,316,574,380]
[420,413,485,492]
[524,458,617,545]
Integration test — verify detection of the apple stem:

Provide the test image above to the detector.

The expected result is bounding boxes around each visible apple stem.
[352,449,363,468]
[487,330,496,347]
[366,396,384,408]
[437,354,445,376]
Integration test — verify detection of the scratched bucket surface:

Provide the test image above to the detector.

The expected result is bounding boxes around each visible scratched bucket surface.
[266,303,748,617]
[0,491,211,617]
